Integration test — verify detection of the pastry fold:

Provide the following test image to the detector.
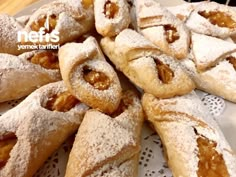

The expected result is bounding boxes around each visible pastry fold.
[0,14,24,55]
[136,0,190,59]
[94,0,130,37]
[186,1,236,39]
[59,36,122,114]
[0,81,89,177]
[181,33,236,103]
[101,29,195,98]
[65,89,144,177]
[142,92,236,177]
[0,50,61,102]
[23,0,94,45]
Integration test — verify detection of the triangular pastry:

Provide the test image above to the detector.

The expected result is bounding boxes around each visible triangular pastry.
[23,0,94,45]
[101,29,195,98]
[59,36,122,114]
[180,33,236,103]
[167,3,198,22]
[0,81,89,177]
[0,50,61,102]
[94,0,131,37]
[191,32,236,71]
[136,0,190,59]
[0,14,24,55]
[142,92,236,177]
[65,89,143,177]
[186,1,236,39]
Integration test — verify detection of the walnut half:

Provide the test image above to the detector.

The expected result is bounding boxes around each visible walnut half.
[83,66,111,90]
[154,58,174,84]
[0,133,17,169]
[104,0,119,19]
[46,91,79,112]
[29,51,59,70]
[164,25,180,43]
[199,11,236,29]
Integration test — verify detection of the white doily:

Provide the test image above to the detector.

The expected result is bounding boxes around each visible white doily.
[0,92,227,177]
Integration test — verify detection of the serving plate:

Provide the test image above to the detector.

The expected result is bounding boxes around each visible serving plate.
[0,0,235,176]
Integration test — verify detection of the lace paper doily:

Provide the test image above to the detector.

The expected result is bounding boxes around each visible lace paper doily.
[0,91,227,177]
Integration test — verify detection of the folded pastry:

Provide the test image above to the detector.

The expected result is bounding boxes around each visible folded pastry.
[181,32,236,103]
[0,50,61,102]
[167,3,198,22]
[142,92,236,177]
[101,29,195,98]
[136,0,190,59]
[23,0,94,45]
[186,1,236,39]
[59,36,122,114]
[0,81,89,177]
[94,0,131,37]
[16,15,30,26]
[65,89,144,177]
[0,14,24,55]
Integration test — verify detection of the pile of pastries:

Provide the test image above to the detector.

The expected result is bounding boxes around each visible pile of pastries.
[0,0,236,176]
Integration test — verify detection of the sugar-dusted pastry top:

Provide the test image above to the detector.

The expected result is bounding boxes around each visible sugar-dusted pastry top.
[186,1,236,38]
[0,81,88,177]
[0,14,24,55]
[142,92,236,177]
[65,90,143,177]
[136,0,190,59]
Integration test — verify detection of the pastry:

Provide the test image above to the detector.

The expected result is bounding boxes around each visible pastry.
[0,50,61,102]
[186,1,236,39]
[94,0,131,37]
[101,29,195,98]
[0,14,24,55]
[167,3,198,22]
[23,0,94,45]
[142,92,236,177]
[136,0,190,59]
[16,15,30,26]
[59,36,122,114]
[0,81,89,177]
[65,89,144,177]
[181,32,236,103]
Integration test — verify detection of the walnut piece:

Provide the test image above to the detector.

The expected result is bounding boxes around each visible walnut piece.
[164,25,180,43]
[0,133,17,169]
[104,0,119,19]
[155,59,174,84]
[29,51,59,69]
[197,136,229,177]
[30,14,57,33]
[199,11,236,29]
[83,66,111,90]
[226,56,236,70]
[46,91,79,112]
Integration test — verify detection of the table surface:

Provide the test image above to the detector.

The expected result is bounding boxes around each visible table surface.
[0,0,39,15]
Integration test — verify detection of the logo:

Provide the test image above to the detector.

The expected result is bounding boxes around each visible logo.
[17,16,60,50]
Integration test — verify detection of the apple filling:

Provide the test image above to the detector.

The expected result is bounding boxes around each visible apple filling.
[46,91,79,112]
[82,0,93,9]
[196,135,229,177]
[226,56,236,70]
[31,14,57,33]
[164,25,180,43]
[104,0,119,19]
[199,11,236,29]
[154,59,174,84]
[0,133,17,169]
[83,66,111,90]
[29,51,59,69]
